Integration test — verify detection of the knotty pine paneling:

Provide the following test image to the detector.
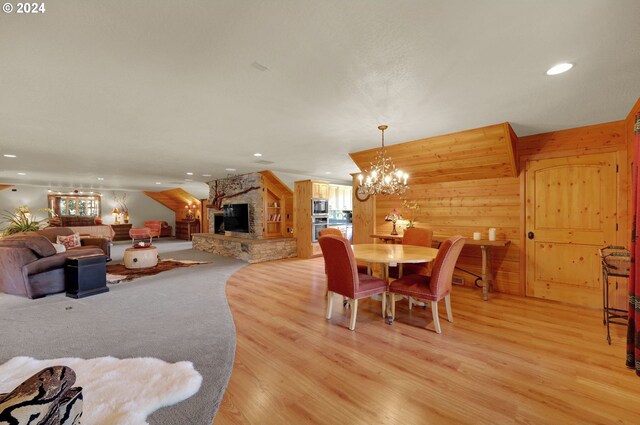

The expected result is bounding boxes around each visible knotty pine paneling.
[376,177,521,295]
[518,120,626,160]
[354,119,631,300]
[144,188,201,223]
[350,123,518,184]
[520,121,629,306]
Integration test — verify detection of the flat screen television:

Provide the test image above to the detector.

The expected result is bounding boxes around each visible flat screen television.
[223,203,249,233]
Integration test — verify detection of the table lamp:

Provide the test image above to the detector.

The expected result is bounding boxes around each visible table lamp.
[385,209,402,235]
[112,208,120,224]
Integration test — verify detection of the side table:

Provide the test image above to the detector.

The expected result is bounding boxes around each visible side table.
[124,246,159,269]
[65,254,109,298]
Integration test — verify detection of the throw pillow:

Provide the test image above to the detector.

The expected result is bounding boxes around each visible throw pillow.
[57,234,81,249]
[95,218,103,225]
[52,243,67,253]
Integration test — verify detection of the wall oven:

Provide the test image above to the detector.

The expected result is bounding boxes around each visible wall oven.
[312,199,329,216]
[312,216,328,242]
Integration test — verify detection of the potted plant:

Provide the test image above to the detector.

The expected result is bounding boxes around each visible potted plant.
[401,199,421,228]
[0,206,53,236]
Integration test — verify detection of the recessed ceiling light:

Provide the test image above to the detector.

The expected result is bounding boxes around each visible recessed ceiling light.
[186,172,194,176]
[225,168,236,172]
[97,177,104,181]
[17,172,26,175]
[253,153,262,157]
[185,178,193,182]
[546,63,573,76]
[47,189,52,193]
[325,171,332,175]
[202,174,212,177]
[57,192,62,195]
[3,154,16,158]
[155,181,162,185]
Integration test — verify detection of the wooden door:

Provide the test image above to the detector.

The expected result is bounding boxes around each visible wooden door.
[525,153,617,307]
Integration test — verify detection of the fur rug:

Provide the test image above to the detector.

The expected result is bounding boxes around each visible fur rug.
[107,259,207,284]
[0,356,202,425]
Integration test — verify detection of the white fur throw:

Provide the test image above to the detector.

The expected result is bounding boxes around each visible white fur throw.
[0,356,202,425]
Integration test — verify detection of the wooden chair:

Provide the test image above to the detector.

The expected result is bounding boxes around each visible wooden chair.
[318,235,388,331]
[389,236,465,334]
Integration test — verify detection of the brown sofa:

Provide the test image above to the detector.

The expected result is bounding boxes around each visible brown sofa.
[0,228,110,299]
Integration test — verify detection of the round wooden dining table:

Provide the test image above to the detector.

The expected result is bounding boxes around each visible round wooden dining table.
[351,244,438,279]
[351,244,439,323]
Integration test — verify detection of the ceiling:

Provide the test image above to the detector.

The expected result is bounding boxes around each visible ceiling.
[1,0,639,199]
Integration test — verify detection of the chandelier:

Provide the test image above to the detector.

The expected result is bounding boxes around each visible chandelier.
[355,125,409,201]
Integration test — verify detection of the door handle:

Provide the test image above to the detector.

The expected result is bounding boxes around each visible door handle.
[527,231,534,240]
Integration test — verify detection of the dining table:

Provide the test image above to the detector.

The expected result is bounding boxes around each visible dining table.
[351,243,439,323]
[370,234,511,301]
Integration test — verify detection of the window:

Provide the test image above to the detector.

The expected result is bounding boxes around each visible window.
[48,195,101,217]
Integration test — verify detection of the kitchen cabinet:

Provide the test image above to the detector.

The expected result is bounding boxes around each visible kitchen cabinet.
[295,180,330,259]
[328,185,338,210]
[328,184,353,211]
[312,182,329,199]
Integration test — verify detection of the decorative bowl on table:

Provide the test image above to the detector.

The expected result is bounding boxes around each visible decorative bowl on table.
[132,242,152,249]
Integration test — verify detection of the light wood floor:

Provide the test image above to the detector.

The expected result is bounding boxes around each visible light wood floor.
[215,257,636,425]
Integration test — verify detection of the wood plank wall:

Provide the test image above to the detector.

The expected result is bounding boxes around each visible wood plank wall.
[367,120,629,298]
[375,177,521,294]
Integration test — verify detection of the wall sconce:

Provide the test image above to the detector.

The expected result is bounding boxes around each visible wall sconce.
[185,204,197,220]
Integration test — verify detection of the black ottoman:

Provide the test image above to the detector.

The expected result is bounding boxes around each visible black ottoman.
[65,253,109,298]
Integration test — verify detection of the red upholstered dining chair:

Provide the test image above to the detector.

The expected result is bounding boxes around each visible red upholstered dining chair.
[318,228,368,275]
[389,227,434,278]
[389,235,465,334]
[318,227,342,238]
[318,235,388,331]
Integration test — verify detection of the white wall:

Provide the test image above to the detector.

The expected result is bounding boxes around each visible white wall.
[0,185,175,230]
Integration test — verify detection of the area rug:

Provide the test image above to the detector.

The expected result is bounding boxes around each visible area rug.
[107,259,208,284]
[0,356,202,425]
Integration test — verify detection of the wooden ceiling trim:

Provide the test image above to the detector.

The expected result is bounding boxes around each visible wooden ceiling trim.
[144,188,201,213]
[260,170,293,197]
[349,123,518,184]
[0,185,13,191]
[504,123,519,176]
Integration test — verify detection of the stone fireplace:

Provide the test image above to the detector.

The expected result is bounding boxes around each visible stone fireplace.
[193,171,296,263]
